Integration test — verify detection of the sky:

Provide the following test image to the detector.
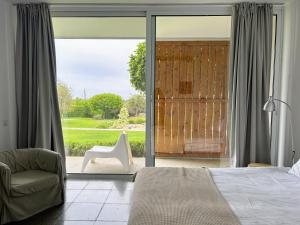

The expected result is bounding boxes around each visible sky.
[55,39,144,100]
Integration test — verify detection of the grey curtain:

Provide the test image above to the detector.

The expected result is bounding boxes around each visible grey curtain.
[15,4,66,174]
[229,3,273,167]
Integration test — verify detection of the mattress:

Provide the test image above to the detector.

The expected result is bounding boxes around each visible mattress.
[210,167,300,225]
[128,167,240,225]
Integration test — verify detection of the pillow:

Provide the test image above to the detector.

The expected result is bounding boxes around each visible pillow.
[288,159,300,177]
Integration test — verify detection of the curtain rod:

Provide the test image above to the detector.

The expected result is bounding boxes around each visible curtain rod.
[12,2,285,6]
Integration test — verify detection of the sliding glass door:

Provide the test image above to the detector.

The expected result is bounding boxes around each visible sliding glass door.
[152,16,232,168]
[50,5,282,173]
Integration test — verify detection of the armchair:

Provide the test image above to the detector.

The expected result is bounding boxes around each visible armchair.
[0,148,65,224]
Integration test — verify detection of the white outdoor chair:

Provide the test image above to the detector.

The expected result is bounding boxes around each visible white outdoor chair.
[81,133,133,172]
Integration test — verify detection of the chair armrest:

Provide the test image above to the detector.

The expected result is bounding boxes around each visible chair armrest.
[0,162,11,196]
[31,148,63,174]
[16,148,63,174]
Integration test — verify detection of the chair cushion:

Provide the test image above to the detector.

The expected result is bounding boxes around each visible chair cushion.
[11,170,59,197]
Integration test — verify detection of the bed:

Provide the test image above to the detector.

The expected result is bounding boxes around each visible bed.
[128,167,300,225]
[211,167,300,225]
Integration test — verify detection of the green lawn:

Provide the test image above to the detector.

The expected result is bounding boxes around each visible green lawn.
[63,129,145,157]
[62,117,115,129]
[63,129,145,145]
[62,119,146,156]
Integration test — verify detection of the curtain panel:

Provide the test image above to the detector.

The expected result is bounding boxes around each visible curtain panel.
[229,3,273,167]
[15,3,66,174]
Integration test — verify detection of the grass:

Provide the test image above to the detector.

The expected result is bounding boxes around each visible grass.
[128,116,146,124]
[61,117,146,157]
[62,127,145,157]
[62,116,145,129]
[62,117,116,129]
[63,129,145,144]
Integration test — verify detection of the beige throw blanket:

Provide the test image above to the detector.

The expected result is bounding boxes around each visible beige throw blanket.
[128,167,241,225]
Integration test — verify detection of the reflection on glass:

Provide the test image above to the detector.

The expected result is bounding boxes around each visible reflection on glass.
[155,16,231,168]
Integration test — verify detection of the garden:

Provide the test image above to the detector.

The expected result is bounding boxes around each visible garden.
[62,117,145,157]
[57,42,147,158]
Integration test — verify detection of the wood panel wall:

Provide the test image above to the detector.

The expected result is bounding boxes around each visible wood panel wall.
[155,41,229,157]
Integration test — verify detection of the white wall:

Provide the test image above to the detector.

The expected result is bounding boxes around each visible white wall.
[1,0,299,161]
[289,0,300,163]
[0,0,16,150]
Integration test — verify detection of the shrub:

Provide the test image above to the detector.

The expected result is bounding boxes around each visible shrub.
[66,141,145,157]
[96,120,115,129]
[112,106,129,129]
[57,81,72,117]
[125,94,146,117]
[66,98,93,118]
[128,116,145,124]
[89,93,123,119]
[93,114,103,120]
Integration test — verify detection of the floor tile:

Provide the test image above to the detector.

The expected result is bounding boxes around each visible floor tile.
[97,204,130,222]
[66,190,82,202]
[66,180,88,190]
[8,218,57,225]
[106,190,133,204]
[94,222,128,225]
[7,204,70,225]
[112,182,134,191]
[74,190,110,203]
[61,203,103,221]
[38,203,70,221]
[56,221,95,225]
[85,181,114,190]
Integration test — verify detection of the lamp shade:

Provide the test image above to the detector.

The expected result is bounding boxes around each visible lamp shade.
[263,96,276,112]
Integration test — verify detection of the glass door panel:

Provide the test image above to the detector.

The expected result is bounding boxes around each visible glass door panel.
[154,16,231,168]
[53,17,146,174]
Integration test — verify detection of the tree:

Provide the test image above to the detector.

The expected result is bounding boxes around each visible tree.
[89,93,123,119]
[129,42,146,94]
[57,81,72,117]
[113,106,129,129]
[66,98,93,118]
[125,94,146,116]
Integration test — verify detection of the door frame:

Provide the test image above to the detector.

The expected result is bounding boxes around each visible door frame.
[50,3,284,169]
[145,5,284,167]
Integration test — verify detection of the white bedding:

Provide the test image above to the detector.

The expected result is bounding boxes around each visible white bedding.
[210,167,300,225]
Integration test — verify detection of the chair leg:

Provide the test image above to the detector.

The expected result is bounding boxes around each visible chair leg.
[81,155,91,172]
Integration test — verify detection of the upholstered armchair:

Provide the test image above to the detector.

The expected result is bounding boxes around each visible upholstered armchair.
[0,148,65,224]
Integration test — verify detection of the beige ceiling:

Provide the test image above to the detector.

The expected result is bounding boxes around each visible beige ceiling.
[52,17,147,39]
[53,16,231,40]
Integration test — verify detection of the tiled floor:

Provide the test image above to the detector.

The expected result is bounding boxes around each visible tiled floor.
[67,156,230,173]
[9,179,134,225]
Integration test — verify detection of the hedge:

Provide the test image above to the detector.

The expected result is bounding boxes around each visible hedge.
[65,141,145,157]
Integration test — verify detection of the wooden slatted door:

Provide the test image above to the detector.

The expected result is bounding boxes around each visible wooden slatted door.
[155,41,229,158]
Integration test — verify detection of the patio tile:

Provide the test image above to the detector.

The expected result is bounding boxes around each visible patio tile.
[97,204,130,222]
[61,203,103,221]
[112,181,135,191]
[38,203,71,221]
[66,190,81,202]
[56,221,95,225]
[94,222,128,225]
[106,190,133,204]
[85,181,114,190]
[74,190,110,203]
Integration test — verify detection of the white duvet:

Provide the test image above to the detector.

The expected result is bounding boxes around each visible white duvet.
[210,167,300,225]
